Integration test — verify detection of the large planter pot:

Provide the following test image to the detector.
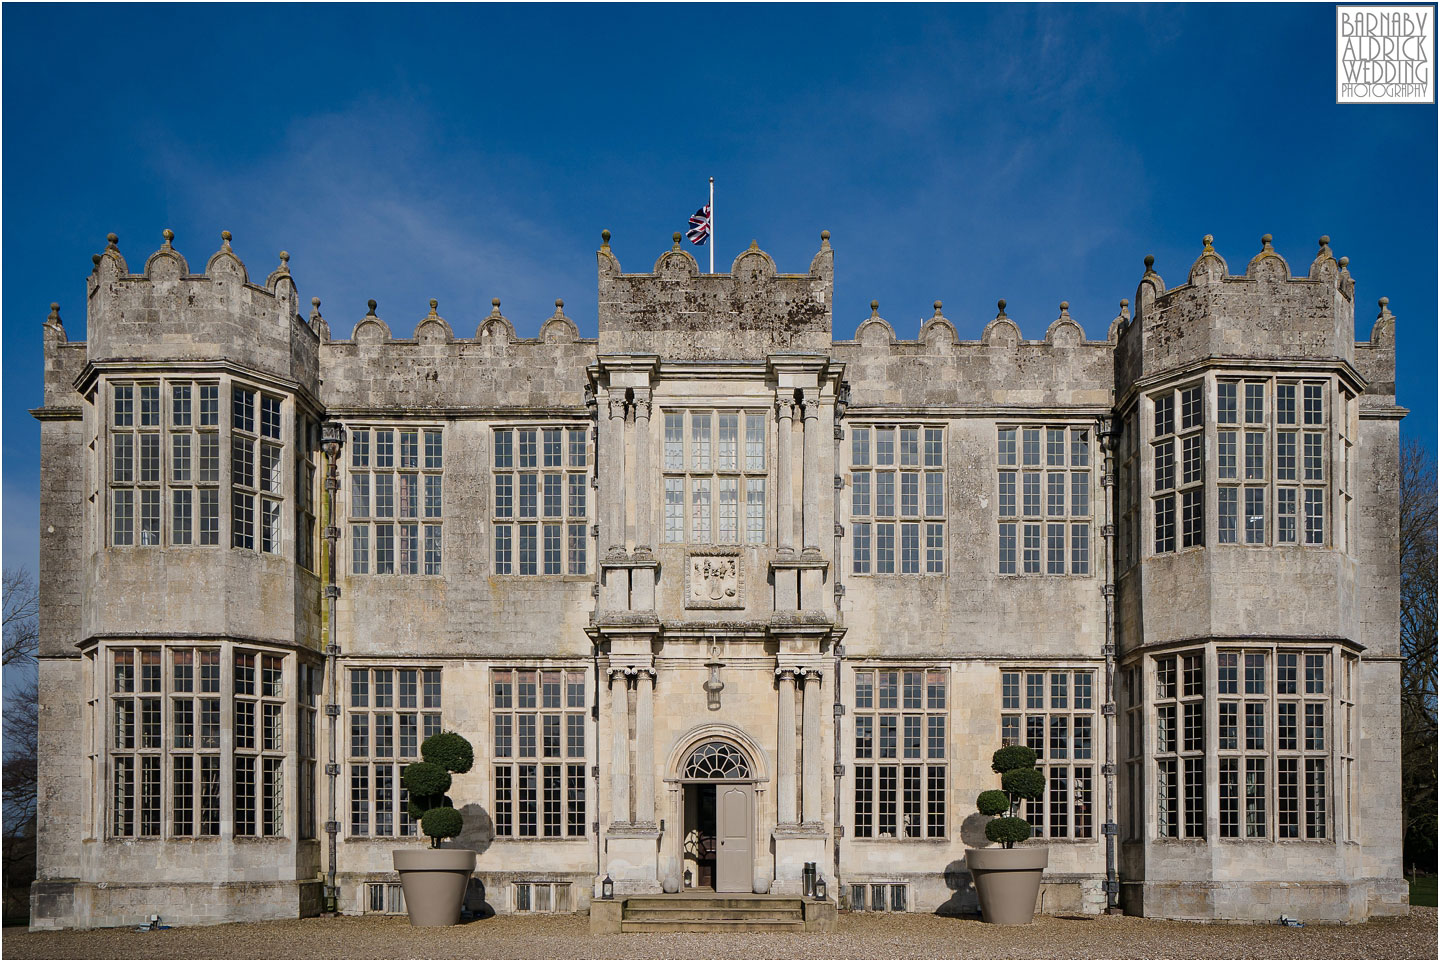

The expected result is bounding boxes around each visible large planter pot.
[965,846,1048,924]
[393,848,477,926]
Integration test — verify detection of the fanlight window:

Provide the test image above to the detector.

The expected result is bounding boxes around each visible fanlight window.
[683,741,751,780]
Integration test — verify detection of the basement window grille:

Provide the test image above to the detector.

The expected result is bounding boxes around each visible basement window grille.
[513,881,571,913]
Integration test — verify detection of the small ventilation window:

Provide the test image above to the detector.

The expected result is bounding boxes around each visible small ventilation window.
[514,881,572,913]
[366,882,405,914]
[847,882,908,912]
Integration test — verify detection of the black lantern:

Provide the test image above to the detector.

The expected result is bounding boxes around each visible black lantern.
[814,877,827,901]
[683,868,693,889]
[601,874,614,900]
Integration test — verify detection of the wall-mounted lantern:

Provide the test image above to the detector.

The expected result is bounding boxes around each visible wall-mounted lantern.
[601,874,614,900]
[703,641,725,711]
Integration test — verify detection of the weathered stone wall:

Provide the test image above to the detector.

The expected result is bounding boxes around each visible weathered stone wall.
[84,233,319,398]
[31,230,1408,928]
[597,236,833,359]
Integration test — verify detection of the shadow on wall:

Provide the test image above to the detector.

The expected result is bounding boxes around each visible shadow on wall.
[934,812,989,918]
[450,804,496,855]
[453,806,497,920]
[463,877,495,921]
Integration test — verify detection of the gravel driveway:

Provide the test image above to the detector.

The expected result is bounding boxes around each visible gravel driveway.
[4,907,1435,960]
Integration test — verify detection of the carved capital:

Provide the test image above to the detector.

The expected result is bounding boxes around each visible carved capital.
[774,394,794,421]
[632,389,652,421]
[608,396,629,421]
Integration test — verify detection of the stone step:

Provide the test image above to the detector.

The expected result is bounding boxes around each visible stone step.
[619,918,806,933]
[625,896,805,912]
[623,906,804,921]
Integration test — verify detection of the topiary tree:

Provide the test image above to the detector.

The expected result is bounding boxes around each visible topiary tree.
[402,731,474,848]
[976,744,1045,848]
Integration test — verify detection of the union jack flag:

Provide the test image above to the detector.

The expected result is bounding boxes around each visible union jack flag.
[686,204,711,246]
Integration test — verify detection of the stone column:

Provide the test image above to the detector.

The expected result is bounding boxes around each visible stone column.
[633,390,653,555]
[801,391,822,554]
[635,670,656,825]
[802,669,822,823]
[776,394,795,554]
[776,669,798,825]
[604,394,628,556]
[609,671,631,824]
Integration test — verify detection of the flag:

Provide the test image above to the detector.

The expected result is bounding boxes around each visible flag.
[686,204,711,246]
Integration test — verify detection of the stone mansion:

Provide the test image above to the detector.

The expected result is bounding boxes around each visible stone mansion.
[29,226,1408,929]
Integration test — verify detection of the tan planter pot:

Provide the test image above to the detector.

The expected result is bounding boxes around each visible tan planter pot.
[393,848,477,926]
[965,846,1048,924]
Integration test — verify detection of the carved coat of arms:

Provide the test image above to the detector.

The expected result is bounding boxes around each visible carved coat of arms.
[686,549,743,608]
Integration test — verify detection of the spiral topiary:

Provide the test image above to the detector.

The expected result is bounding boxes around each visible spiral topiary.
[976,744,1045,849]
[401,731,474,848]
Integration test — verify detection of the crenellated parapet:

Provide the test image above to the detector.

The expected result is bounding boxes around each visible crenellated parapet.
[1355,297,1398,407]
[832,297,1115,410]
[1116,234,1361,400]
[597,230,833,359]
[319,296,597,414]
[80,230,319,395]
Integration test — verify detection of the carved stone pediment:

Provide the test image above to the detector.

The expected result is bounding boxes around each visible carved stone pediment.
[686,548,743,609]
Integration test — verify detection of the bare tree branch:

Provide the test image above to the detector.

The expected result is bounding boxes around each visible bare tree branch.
[1398,439,1438,872]
[2,567,39,668]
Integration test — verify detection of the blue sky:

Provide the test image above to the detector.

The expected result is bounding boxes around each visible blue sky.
[3,2,1436,589]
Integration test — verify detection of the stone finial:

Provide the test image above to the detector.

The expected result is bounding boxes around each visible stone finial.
[366,299,377,316]
[1378,296,1391,315]
[1260,233,1274,249]
[47,302,62,325]
[672,232,682,249]
[1059,301,1070,312]
[1338,256,1350,270]
[996,298,1007,318]
[1319,235,1330,249]
[1202,234,1214,252]
[749,239,759,250]
[490,297,502,314]
[427,298,439,316]
[221,230,232,248]
[162,228,174,248]
[601,229,611,248]
[311,296,322,313]
[870,300,880,317]
[933,300,943,316]
[555,298,565,311]
[821,230,831,243]
[92,254,102,266]
[1143,254,1155,271]
[106,233,119,249]
[275,250,290,274]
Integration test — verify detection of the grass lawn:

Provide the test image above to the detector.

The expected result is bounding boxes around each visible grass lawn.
[1411,874,1437,907]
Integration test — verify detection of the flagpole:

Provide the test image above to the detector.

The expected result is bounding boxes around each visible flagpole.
[709,176,715,274]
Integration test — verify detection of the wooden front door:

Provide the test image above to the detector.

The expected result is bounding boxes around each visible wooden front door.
[715,783,752,893]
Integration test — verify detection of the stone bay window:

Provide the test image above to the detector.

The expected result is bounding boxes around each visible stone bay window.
[99,643,294,839]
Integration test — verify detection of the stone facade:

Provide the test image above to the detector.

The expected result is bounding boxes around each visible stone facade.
[29,227,1407,929]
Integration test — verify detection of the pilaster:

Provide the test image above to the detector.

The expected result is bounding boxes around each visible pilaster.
[775,392,795,554]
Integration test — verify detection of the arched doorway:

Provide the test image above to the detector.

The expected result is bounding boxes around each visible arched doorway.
[680,740,754,893]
